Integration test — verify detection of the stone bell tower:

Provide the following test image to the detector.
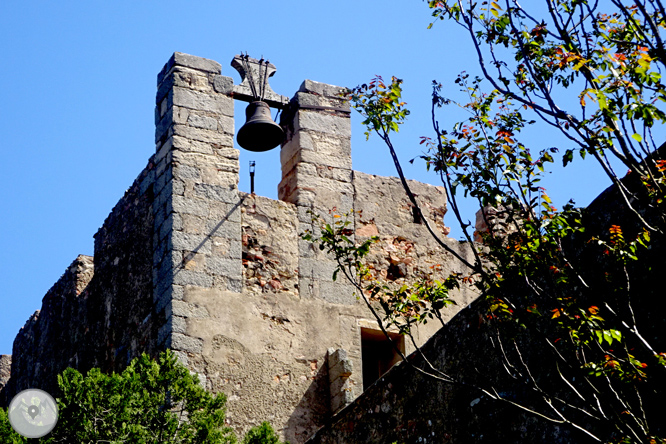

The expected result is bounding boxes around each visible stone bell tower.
[2,52,470,444]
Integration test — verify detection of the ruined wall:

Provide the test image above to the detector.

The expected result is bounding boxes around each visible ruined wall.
[1,157,160,405]
[0,354,12,396]
[0,255,94,405]
[88,159,160,372]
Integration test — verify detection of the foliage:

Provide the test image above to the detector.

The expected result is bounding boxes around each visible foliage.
[0,351,282,443]
[304,1,666,442]
[242,421,287,444]
[0,407,24,443]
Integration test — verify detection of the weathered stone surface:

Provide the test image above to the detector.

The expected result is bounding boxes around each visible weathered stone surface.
[299,79,346,99]
[158,52,222,86]
[1,53,487,444]
[172,88,233,116]
[171,333,204,353]
[306,300,588,444]
[295,111,351,137]
[0,355,11,395]
[213,75,234,94]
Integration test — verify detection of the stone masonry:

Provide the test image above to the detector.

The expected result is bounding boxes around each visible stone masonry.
[0,52,476,442]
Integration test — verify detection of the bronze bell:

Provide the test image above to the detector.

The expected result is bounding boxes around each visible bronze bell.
[236,101,284,152]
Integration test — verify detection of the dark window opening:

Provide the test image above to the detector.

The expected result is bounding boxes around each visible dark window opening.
[361,328,405,390]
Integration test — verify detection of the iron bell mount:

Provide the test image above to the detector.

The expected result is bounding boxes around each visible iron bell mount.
[231,54,289,152]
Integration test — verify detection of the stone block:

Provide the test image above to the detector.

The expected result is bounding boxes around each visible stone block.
[280,131,352,170]
[295,91,350,112]
[154,167,170,197]
[172,105,190,125]
[172,315,187,334]
[208,202,242,224]
[295,110,351,137]
[172,136,214,155]
[158,52,222,86]
[213,75,234,94]
[299,79,346,99]
[172,300,209,318]
[172,179,186,196]
[155,287,172,314]
[172,195,209,217]
[172,151,239,172]
[139,168,155,196]
[206,257,242,278]
[328,348,348,364]
[173,124,234,146]
[170,231,212,254]
[194,183,238,204]
[158,213,176,242]
[319,281,358,305]
[329,358,353,382]
[187,113,218,131]
[330,372,353,395]
[172,87,233,116]
[173,270,213,288]
[330,387,355,413]
[171,52,222,74]
[173,350,189,365]
[199,164,239,188]
[173,164,201,180]
[226,277,243,293]
[299,258,337,281]
[211,236,242,259]
[155,109,173,144]
[171,333,204,354]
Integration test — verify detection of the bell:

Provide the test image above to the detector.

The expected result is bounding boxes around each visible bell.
[237,101,284,152]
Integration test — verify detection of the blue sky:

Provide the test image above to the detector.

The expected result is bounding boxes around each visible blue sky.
[0,1,616,355]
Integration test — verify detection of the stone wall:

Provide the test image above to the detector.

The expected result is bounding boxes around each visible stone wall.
[1,155,159,405]
[1,52,477,442]
[0,255,94,405]
[0,355,11,395]
[305,300,588,444]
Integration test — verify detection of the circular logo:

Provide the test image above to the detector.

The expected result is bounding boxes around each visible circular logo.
[8,389,58,438]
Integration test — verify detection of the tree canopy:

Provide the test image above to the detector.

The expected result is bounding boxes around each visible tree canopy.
[0,350,285,443]
[305,1,666,442]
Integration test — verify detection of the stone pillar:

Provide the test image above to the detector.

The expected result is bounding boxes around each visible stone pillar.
[152,52,241,363]
[278,80,356,303]
[327,348,354,413]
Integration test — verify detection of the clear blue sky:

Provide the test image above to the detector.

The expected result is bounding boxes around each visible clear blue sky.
[0,1,615,355]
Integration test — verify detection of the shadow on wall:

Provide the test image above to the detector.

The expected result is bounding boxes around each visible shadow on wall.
[285,360,330,444]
